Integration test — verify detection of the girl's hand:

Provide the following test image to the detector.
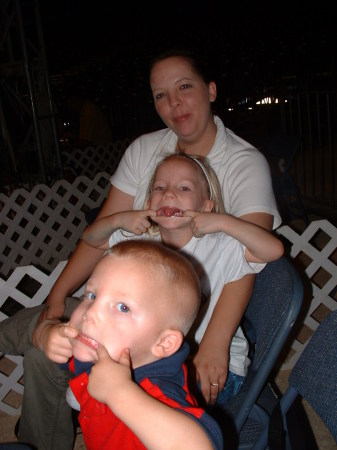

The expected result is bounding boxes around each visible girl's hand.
[118,210,157,235]
[183,211,225,237]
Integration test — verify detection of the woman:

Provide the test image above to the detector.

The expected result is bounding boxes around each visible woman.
[0,49,281,449]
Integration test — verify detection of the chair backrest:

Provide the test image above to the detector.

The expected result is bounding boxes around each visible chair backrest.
[253,309,337,449]
[263,132,301,171]
[288,309,337,440]
[224,256,304,439]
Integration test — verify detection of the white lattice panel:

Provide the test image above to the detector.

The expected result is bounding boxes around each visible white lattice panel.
[0,262,84,415]
[277,220,337,369]
[62,138,130,179]
[1,220,337,414]
[0,172,111,279]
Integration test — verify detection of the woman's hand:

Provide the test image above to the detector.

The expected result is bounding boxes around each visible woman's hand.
[37,298,66,324]
[192,341,229,405]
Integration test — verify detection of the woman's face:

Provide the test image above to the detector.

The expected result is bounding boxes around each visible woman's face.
[69,256,170,368]
[149,157,213,228]
[150,56,217,143]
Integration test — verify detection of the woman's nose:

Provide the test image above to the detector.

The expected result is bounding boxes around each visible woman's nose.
[168,93,181,107]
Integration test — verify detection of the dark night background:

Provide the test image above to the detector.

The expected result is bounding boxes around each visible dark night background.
[38,2,336,87]
[1,0,337,184]
[36,1,337,137]
[6,1,337,124]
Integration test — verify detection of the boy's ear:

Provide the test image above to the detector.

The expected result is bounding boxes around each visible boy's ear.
[203,199,214,212]
[152,329,183,358]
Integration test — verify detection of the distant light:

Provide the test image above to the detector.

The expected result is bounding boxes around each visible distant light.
[256,97,280,105]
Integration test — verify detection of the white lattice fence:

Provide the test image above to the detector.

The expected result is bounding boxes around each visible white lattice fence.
[1,220,336,415]
[0,137,130,280]
[0,262,84,415]
[277,220,337,369]
[0,172,111,279]
[62,138,130,179]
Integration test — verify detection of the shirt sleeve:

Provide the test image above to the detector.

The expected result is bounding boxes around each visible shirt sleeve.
[110,137,143,197]
[181,410,224,450]
[223,146,282,229]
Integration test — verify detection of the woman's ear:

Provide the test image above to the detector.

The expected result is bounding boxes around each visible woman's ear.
[208,81,217,103]
[151,329,183,358]
[202,199,214,212]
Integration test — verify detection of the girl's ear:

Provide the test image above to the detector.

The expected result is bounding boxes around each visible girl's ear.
[208,81,217,103]
[151,329,183,358]
[202,199,214,212]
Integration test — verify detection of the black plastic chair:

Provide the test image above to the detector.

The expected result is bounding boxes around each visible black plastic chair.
[252,308,337,449]
[222,256,304,449]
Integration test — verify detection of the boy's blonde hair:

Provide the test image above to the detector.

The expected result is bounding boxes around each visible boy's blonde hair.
[106,240,201,335]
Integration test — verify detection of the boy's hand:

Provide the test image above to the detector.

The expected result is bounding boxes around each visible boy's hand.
[33,320,78,363]
[87,347,132,404]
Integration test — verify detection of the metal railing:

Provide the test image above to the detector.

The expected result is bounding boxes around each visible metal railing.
[226,89,337,212]
[281,91,337,208]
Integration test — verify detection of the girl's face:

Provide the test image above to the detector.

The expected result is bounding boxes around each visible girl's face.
[149,158,213,228]
[150,56,217,143]
[69,256,170,368]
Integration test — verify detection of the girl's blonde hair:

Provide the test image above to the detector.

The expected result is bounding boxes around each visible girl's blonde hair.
[143,152,225,236]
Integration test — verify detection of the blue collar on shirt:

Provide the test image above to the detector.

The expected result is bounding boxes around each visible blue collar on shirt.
[68,341,191,380]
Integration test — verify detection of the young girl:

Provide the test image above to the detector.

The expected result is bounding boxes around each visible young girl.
[82,152,284,410]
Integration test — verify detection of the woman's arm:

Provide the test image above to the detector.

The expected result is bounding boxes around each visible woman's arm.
[193,275,254,404]
[192,211,278,404]
[40,186,135,320]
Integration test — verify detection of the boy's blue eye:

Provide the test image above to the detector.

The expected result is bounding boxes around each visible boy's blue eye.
[87,292,95,301]
[117,303,130,313]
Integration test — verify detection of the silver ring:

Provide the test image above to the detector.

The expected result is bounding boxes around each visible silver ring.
[210,382,220,387]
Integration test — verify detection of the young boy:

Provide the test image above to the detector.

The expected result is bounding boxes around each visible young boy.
[33,240,223,450]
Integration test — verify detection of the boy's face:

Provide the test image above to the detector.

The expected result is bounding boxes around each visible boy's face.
[69,255,170,368]
[150,158,212,229]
